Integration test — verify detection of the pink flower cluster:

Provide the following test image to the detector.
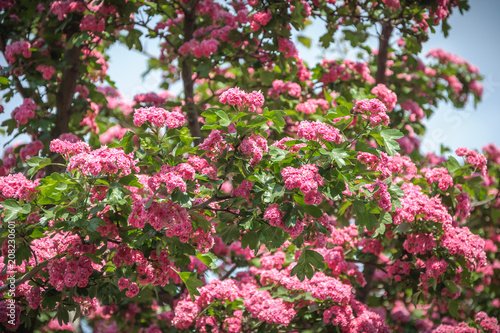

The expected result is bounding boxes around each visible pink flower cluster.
[455,191,471,219]
[281,164,324,205]
[297,120,344,143]
[36,65,55,80]
[357,152,417,180]
[422,167,453,191]
[19,140,43,162]
[443,75,463,94]
[50,0,86,20]
[134,91,173,106]
[250,10,272,31]
[0,173,39,201]
[323,300,388,332]
[267,79,301,99]
[371,84,397,112]
[441,224,487,270]
[231,180,253,199]
[393,183,452,225]
[178,38,219,58]
[67,147,139,176]
[400,99,425,121]
[80,14,105,33]
[240,134,268,166]
[199,130,232,161]
[147,163,195,193]
[353,98,390,127]
[48,256,93,291]
[219,87,264,112]
[246,290,297,325]
[129,199,192,242]
[456,147,487,176]
[133,106,186,128]
[187,155,217,179]
[475,311,500,333]
[50,138,91,159]
[363,181,392,212]
[383,0,401,10]
[427,48,472,68]
[403,233,436,255]
[12,98,36,125]
[99,125,129,144]
[4,41,31,65]
[296,99,330,114]
[321,59,375,84]
[272,137,307,153]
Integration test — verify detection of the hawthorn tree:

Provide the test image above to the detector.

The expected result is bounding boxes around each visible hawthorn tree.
[0,0,499,332]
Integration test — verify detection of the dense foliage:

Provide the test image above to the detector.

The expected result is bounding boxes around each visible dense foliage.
[0,0,499,332]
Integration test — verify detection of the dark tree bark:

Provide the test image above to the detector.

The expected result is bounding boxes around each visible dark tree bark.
[375,21,394,86]
[52,46,81,140]
[181,2,203,145]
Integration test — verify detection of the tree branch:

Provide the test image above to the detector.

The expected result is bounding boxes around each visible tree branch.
[375,20,394,85]
[0,260,50,293]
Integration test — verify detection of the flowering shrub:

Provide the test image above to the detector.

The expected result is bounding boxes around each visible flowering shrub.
[0,0,499,332]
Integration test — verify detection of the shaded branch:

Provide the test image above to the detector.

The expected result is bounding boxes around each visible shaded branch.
[0,260,50,293]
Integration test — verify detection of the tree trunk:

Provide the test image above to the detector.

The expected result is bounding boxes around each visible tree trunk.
[52,46,81,140]
[181,5,202,145]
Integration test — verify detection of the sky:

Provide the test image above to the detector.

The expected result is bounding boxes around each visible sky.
[1,1,499,157]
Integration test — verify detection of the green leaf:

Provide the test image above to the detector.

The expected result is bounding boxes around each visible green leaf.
[290,250,325,281]
[263,109,286,131]
[220,224,240,244]
[196,252,218,270]
[106,185,126,205]
[120,131,135,154]
[376,128,404,156]
[303,205,323,218]
[0,76,10,85]
[178,272,204,301]
[353,200,377,230]
[297,35,312,48]
[215,110,231,126]
[1,200,31,222]
[262,183,285,203]
[444,156,461,173]
[26,157,51,177]
[118,174,142,188]
[325,105,351,120]
[448,299,460,319]
[444,280,460,294]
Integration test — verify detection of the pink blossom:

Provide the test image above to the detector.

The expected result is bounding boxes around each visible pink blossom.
[0,173,39,201]
[240,134,268,166]
[297,120,344,143]
[353,98,390,127]
[441,224,487,270]
[456,147,487,177]
[4,41,31,64]
[50,138,91,159]
[403,233,436,255]
[67,147,139,176]
[80,14,105,33]
[422,167,453,191]
[19,140,44,162]
[219,87,264,112]
[133,106,186,128]
[371,84,397,112]
[36,65,55,80]
[12,98,36,125]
